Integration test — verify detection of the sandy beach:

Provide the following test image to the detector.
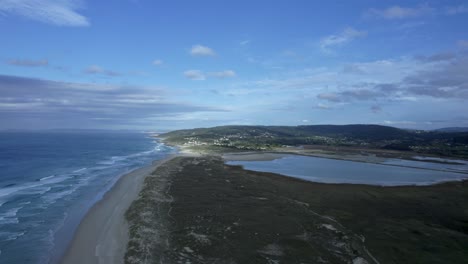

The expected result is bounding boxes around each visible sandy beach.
[60,156,175,264]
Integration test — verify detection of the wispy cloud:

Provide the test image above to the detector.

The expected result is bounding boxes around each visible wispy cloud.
[190,45,216,57]
[240,40,250,46]
[319,27,367,53]
[84,65,122,77]
[317,86,392,103]
[183,70,205,80]
[183,70,236,80]
[366,4,468,19]
[342,64,366,74]
[414,52,455,62]
[444,5,468,15]
[365,5,434,19]
[397,21,426,30]
[371,105,382,113]
[0,0,89,26]
[458,40,468,49]
[316,103,331,110]
[7,58,48,67]
[208,70,236,79]
[317,93,341,102]
[152,59,163,66]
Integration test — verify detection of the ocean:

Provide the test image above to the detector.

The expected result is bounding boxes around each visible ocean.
[0,131,174,263]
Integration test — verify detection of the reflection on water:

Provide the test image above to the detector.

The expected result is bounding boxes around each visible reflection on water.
[226,155,468,186]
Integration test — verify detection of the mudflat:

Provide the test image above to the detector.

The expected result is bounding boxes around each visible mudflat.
[126,155,468,264]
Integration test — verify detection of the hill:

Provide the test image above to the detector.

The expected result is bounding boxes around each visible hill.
[435,127,468,133]
[160,124,468,158]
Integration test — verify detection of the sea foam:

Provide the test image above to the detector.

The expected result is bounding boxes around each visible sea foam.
[0,132,174,263]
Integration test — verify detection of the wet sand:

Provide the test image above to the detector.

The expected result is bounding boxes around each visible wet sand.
[60,156,176,264]
[222,152,288,161]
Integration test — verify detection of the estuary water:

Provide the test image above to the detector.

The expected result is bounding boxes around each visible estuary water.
[226,155,468,186]
[0,131,174,263]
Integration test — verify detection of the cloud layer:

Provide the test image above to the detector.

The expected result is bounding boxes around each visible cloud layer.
[0,74,226,129]
[7,58,48,67]
[84,65,121,76]
[316,54,468,103]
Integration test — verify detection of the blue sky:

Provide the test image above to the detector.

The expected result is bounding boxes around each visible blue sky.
[1,0,468,130]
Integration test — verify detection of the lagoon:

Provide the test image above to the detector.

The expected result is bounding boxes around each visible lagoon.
[225,155,468,186]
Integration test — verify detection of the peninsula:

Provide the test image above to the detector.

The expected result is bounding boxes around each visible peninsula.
[60,125,468,264]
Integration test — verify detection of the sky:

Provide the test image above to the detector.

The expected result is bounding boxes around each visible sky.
[1,0,468,131]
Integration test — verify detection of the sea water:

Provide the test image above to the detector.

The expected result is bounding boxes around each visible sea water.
[226,155,468,186]
[0,131,174,263]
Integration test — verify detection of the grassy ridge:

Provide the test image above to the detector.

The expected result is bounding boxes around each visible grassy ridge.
[125,156,468,264]
[160,124,468,158]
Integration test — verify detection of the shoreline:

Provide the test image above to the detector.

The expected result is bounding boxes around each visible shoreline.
[60,155,177,264]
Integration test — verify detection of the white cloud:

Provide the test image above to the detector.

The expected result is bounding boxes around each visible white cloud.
[366,5,433,19]
[240,40,250,46]
[445,5,468,15]
[190,45,216,57]
[209,70,236,78]
[152,59,163,66]
[0,0,89,26]
[84,65,121,76]
[183,70,205,80]
[319,27,367,52]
